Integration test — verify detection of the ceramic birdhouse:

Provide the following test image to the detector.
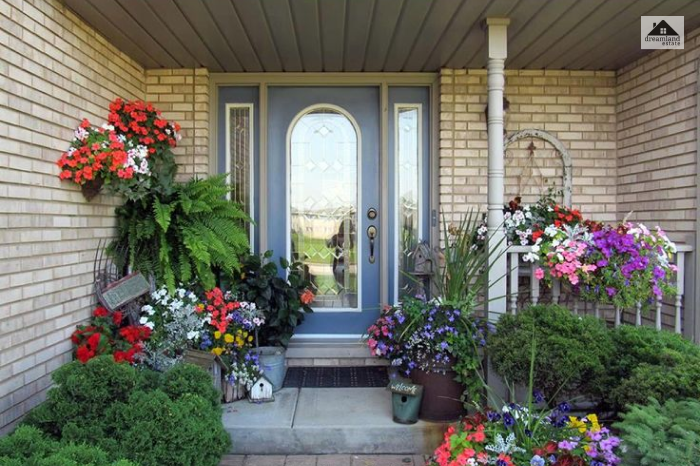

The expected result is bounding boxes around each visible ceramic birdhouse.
[248,375,275,403]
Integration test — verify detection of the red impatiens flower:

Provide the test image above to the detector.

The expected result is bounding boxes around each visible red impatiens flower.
[112,311,123,326]
[76,345,94,363]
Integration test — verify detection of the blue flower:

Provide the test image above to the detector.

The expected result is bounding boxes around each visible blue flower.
[503,412,515,428]
[487,411,501,422]
[557,401,571,413]
[530,455,545,466]
[533,389,545,404]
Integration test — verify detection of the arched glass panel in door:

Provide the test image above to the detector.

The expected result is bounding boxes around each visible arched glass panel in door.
[289,107,359,310]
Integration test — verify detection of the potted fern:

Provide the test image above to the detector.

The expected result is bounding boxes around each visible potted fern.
[231,251,314,392]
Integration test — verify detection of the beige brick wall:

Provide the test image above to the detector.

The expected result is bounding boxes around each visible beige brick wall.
[146,69,210,178]
[0,0,145,433]
[617,29,699,245]
[440,69,618,224]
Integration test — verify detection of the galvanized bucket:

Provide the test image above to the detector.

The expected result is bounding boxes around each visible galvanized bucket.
[255,346,287,392]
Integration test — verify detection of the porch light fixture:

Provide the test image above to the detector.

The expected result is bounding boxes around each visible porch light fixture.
[484,97,510,135]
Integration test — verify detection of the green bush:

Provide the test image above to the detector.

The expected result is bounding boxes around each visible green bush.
[615,398,700,466]
[109,391,229,466]
[24,356,138,437]
[160,362,220,408]
[489,304,613,403]
[603,325,700,412]
[0,425,136,466]
[23,357,230,466]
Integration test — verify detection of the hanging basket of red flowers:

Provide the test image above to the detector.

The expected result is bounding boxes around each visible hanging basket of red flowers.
[57,99,180,201]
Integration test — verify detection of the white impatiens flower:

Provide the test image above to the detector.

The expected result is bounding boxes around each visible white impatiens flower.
[141,304,155,316]
[187,330,199,340]
[523,252,539,263]
[74,126,89,141]
[101,123,115,132]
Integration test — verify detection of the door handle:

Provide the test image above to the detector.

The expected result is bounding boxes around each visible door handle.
[367,225,377,264]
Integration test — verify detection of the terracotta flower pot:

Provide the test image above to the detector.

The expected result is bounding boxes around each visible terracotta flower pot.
[80,177,104,201]
[410,363,465,422]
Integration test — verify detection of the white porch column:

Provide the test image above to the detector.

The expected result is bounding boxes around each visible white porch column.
[485,17,510,405]
[486,18,509,323]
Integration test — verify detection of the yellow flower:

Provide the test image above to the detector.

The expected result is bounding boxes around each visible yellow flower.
[214,331,222,340]
[235,337,244,347]
[247,335,253,342]
[224,334,234,344]
[568,416,587,433]
[212,347,223,356]
[587,414,601,432]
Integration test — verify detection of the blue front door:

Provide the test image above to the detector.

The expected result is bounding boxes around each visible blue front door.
[267,87,380,336]
[218,84,431,338]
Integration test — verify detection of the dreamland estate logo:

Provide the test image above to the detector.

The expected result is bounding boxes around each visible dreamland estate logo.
[641,16,683,49]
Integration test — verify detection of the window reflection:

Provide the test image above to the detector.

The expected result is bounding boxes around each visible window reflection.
[290,108,358,309]
[396,107,420,299]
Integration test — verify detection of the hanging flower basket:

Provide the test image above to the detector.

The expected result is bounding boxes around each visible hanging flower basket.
[80,177,104,201]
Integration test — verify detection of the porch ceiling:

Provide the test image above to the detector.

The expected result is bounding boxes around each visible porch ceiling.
[63,0,700,72]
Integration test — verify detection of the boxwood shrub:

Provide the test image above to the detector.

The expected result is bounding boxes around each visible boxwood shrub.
[602,325,700,413]
[489,304,614,403]
[23,356,230,466]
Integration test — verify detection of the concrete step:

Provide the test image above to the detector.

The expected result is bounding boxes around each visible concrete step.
[223,387,447,455]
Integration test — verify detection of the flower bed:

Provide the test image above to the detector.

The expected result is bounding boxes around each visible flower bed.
[431,405,622,466]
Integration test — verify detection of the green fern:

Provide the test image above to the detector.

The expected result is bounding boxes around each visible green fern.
[110,174,250,292]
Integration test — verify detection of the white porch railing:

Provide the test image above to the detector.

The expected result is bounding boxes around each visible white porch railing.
[506,244,694,334]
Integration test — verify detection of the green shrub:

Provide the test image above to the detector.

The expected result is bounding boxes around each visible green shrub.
[489,304,613,403]
[24,357,230,466]
[0,425,58,461]
[160,363,220,408]
[109,391,229,466]
[615,398,700,466]
[603,325,700,412]
[0,426,136,466]
[24,356,138,437]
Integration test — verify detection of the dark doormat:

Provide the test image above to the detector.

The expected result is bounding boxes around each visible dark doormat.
[284,366,390,388]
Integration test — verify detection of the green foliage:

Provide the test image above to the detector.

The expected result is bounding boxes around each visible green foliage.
[436,210,505,309]
[0,426,136,466]
[601,325,700,413]
[23,357,230,466]
[111,174,250,292]
[231,251,313,347]
[615,398,700,466]
[489,304,613,403]
[159,362,220,408]
[24,356,138,437]
[109,391,229,466]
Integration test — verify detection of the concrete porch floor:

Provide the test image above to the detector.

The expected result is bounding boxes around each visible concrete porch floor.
[222,387,447,455]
